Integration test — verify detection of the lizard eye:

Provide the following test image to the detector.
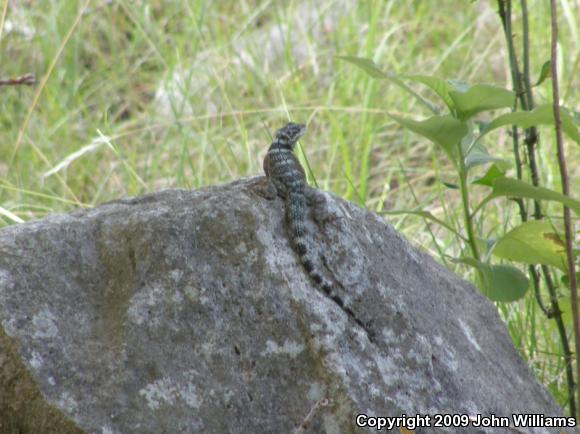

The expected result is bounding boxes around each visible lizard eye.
[275,122,307,145]
[289,123,306,139]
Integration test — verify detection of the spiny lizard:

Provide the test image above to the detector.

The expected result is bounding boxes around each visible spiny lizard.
[261,122,374,341]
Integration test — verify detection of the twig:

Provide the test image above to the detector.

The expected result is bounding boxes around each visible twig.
[543,262,575,412]
[550,0,580,419]
[501,5,549,321]
[0,73,35,86]
[529,265,550,316]
[293,397,330,434]
[498,0,575,414]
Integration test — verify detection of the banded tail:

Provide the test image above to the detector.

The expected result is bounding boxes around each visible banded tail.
[286,188,367,332]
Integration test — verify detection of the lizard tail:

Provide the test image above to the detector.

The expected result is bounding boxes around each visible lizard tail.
[286,191,333,291]
[295,240,364,329]
[287,193,371,336]
[295,237,356,315]
[296,241,334,294]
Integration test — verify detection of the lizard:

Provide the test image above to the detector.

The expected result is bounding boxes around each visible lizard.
[260,122,374,342]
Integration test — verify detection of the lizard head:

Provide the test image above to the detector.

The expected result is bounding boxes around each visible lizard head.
[275,122,307,148]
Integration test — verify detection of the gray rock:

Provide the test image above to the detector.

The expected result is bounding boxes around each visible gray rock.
[0,178,568,434]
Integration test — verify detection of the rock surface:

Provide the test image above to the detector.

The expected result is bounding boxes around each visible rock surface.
[0,178,568,433]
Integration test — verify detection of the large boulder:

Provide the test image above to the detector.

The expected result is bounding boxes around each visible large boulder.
[0,178,567,433]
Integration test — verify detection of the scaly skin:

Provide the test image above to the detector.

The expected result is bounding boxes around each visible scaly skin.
[262,122,373,340]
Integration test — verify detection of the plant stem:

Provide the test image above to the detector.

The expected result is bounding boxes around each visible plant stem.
[458,152,480,261]
[498,0,575,414]
[543,263,576,412]
[550,0,580,418]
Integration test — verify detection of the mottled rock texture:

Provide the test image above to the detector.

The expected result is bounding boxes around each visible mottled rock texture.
[0,178,565,433]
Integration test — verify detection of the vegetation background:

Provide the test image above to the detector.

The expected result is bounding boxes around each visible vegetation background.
[0,0,578,411]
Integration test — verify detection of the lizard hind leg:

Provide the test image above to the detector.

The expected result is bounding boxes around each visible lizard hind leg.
[254,178,278,200]
[305,187,336,226]
[254,175,290,201]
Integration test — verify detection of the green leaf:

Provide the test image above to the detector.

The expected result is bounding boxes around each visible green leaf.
[448,84,515,120]
[534,60,552,86]
[492,221,567,270]
[479,104,580,145]
[489,177,580,215]
[442,181,459,190]
[482,264,529,302]
[562,272,580,288]
[472,163,508,186]
[448,79,471,93]
[388,114,468,164]
[335,55,388,78]
[381,210,462,238]
[453,256,486,272]
[452,258,528,302]
[464,142,512,171]
[403,75,455,113]
[336,56,438,113]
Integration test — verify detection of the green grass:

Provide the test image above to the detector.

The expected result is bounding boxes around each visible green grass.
[0,0,578,410]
